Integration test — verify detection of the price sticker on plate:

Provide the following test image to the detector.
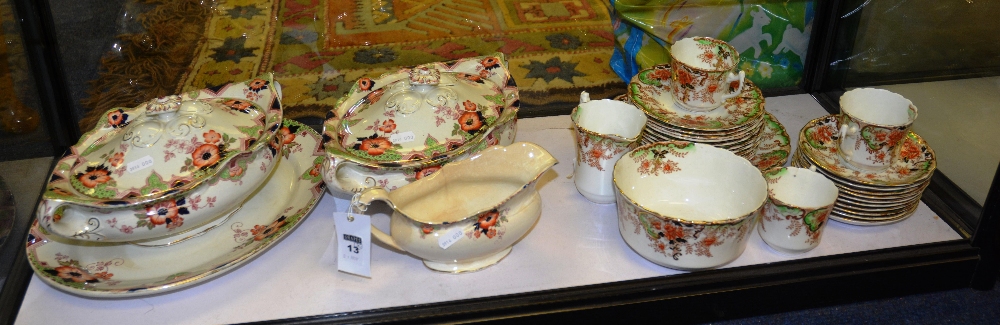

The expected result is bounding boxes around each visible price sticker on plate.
[126,155,155,174]
[389,131,416,144]
[333,212,371,277]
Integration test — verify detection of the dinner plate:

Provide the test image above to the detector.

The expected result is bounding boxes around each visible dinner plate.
[26,119,326,297]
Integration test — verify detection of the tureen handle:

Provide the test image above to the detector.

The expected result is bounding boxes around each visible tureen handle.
[354,187,406,252]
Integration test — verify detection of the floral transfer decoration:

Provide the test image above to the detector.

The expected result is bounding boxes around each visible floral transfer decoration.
[32,247,123,289]
[335,96,500,162]
[750,112,791,171]
[324,54,518,169]
[51,74,284,207]
[26,118,327,297]
[628,142,694,176]
[760,200,830,246]
[575,128,634,172]
[417,208,510,240]
[618,202,753,261]
[855,124,907,166]
[799,115,936,186]
[629,65,763,130]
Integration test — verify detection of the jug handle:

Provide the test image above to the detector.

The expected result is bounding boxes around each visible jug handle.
[353,187,406,251]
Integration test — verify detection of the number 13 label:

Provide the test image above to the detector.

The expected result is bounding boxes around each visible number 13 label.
[333,212,371,277]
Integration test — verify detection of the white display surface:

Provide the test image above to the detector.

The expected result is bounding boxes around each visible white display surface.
[14,94,962,324]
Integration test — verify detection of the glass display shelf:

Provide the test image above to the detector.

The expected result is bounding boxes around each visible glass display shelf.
[8,94,972,324]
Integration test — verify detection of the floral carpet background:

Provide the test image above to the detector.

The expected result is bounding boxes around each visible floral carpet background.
[81,0,626,128]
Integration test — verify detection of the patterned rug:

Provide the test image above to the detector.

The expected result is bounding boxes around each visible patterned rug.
[82,0,625,129]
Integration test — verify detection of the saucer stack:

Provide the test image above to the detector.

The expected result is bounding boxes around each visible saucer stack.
[627,64,789,170]
[792,115,937,225]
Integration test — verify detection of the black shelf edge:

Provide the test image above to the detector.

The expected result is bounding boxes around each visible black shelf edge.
[248,240,978,324]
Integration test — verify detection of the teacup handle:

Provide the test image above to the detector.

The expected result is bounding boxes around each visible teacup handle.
[354,187,406,251]
[720,70,746,101]
[838,124,859,158]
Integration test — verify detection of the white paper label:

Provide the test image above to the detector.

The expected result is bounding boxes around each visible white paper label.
[438,227,464,250]
[389,131,417,144]
[126,155,155,174]
[333,212,371,277]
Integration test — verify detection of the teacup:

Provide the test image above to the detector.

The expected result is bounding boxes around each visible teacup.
[669,37,745,112]
[837,88,918,171]
[572,91,646,204]
[758,166,838,254]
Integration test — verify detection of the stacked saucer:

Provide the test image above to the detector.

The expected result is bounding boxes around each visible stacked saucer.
[628,64,789,170]
[792,115,936,225]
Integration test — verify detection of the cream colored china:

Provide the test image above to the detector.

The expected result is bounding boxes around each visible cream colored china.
[829,203,919,226]
[354,142,556,273]
[629,64,764,131]
[758,167,838,254]
[39,76,284,242]
[323,54,518,194]
[799,115,935,187]
[668,37,746,112]
[837,88,918,171]
[572,92,646,204]
[795,151,930,197]
[27,119,326,297]
[749,113,791,171]
[613,141,766,270]
[648,117,763,138]
[792,140,930,226]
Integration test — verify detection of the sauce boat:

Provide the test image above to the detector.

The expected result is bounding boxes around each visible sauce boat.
[354,142,556,273]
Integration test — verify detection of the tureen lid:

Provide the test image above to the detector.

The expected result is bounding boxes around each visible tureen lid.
[50,75,283,207]
[324,64,507,167]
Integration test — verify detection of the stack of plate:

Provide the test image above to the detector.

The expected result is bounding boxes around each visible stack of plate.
[627,64,789,170]
[792,115,937,225]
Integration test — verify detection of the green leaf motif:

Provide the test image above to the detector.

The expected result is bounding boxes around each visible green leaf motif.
[80,142,108,157]
[422,136,448,157]
[345,118,364,127]
[346,147,402,161]
[140,173,169,196]
[69,177,117,199]
[636,69,662,87]
[483,93,504,106]
[803,208,828,232]
[638,214,661,240]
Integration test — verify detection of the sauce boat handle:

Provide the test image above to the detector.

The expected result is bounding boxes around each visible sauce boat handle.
[354,188,406,251]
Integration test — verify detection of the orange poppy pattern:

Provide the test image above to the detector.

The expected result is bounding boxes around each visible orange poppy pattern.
[618,201,753,261]
[76,165,113,188]
[106,109,130,128]
[469,209,506,239]
[36,249,123,288]
[136,197,190,230]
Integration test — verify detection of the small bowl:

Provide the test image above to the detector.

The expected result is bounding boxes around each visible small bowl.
[613,141,767,270]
